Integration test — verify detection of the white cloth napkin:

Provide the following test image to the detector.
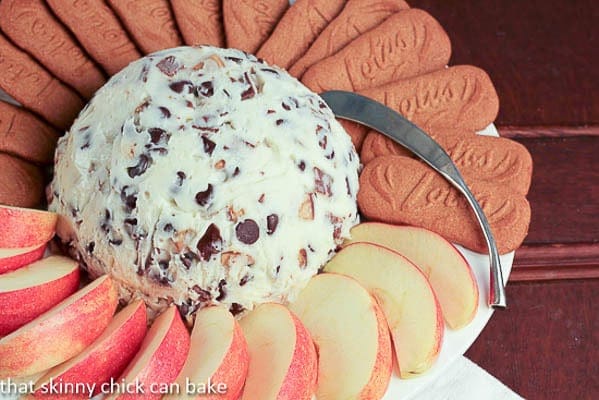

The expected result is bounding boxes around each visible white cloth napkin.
[410,356,524,400]
[0,356,523,400]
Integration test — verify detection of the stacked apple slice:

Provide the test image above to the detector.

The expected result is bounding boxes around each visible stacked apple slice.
[0,205,58,274]
[289,273,393,399]
[172,306,248,400]
[284,223,478,399]
[32,301,147,399]
[0,256,80,335]
[240,303,316,400]
[0,275,118,378]
[345,223,479,330]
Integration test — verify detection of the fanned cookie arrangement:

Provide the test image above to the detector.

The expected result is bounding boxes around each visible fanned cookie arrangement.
[0,1,533,398]
[0,0,531,253]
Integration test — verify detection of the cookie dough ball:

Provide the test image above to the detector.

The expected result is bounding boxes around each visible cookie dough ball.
[49,46,359,320]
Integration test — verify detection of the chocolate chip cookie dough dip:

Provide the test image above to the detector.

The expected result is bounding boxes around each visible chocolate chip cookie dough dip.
[49,46,359,321]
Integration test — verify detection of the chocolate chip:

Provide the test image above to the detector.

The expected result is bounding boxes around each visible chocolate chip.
[149,128,168,144]
[282,102,291,111]
[318,100,327,109]
[345,177,352,196]
[319,135,328,150]
[325,150,335,160]
[124,218,137,237]
[195,184,213,206]
[202,136,216,155]
[181,251,198,269]
[109,237,123,246]
[233,167,240,177]
[159,107,171,118]
[298,161,306,171]
[261,68,278,74]
[197,223,222,261]
[86,242,95,253]
[169,80,193,93]
[225,56,243,63]
[140,64,149,82]
[239,274,253,286]
[156,56,180,76]
[158,260,169,270]
[241,86,255,100]
[198,81,214,97]
[176,171,186,186]
[121,186,138,211]
[127,154,152,178]
[266,214,278,235]
[276,119,284,126]
[216,279,227,301]
[178,303,190,316]
[163,223,174,232]
[236,219,259,244]
[193,285,212,302]
[230,303,245,315]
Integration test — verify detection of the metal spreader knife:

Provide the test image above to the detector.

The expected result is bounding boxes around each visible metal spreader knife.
[321,90,507,308]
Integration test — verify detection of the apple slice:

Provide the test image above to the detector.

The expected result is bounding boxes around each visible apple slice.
[0,275,118,378]
[0,244,46,275]
[324,242,444,378]
[108,306,190,400]
[0,255,80,335]
[289,273,393,399]
[172,306,248,400]
[0,205,57,248]
[240,303,316,400]
[33,300,147,399]
[346,223,479,329]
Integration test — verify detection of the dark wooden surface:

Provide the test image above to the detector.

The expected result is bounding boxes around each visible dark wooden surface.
[410,0,599,398]
[413,0,599,126]
[465,280,599,400]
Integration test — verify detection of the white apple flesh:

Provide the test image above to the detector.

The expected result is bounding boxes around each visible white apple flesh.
[0,244,46,275]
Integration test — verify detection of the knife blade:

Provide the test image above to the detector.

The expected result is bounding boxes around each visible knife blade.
[321,90,506,308]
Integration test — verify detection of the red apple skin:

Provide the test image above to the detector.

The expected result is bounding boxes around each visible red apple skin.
[0,206,57,248]
[0,276,119,378]
[204,320,249,400]
[0,262,80,336]
[278,312,318,400]
[360,299,393,400]
[0,244,46,275]
[33,301,148,399]
[115,307,190,400]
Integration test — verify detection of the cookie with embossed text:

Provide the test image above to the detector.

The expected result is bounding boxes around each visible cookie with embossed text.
[358,155,531,254]
[223,0,289,54]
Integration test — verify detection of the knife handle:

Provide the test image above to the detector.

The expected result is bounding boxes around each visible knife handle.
[438,163,507,308]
